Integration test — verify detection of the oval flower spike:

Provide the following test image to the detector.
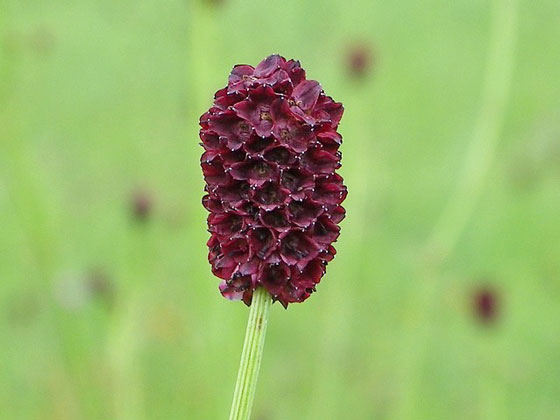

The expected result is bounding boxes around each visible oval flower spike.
[200,54,346,307]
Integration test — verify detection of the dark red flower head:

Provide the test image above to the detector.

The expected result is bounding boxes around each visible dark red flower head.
[473,286,499,324]
[200,54,346,307]
[346,43,374,78]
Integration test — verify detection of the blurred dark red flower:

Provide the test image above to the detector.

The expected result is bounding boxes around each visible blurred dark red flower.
[131,189,153,222]
[346,44,374,78]
[200,54,346,307]
[473,287,499,324]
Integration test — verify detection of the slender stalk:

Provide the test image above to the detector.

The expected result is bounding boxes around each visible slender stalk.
[229,287,272,420]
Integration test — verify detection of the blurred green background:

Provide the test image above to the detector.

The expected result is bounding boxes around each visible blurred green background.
[1,0,560,419]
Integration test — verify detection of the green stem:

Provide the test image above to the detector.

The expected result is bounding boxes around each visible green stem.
[229,287,272,420]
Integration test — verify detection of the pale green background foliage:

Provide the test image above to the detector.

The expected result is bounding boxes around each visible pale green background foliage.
[1,0,560,419]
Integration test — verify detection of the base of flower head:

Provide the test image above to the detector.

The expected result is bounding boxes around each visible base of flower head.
[218,244,335,307]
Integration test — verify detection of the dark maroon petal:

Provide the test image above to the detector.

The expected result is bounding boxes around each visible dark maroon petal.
[223,135,244,151]
[229,65,255,83]
[321,245,337,263]
[207,234,221,262]
[288,105,316,125]
[241,290,253,306]
[264,251,282,265]
[279,230,320,266]
[228,82,251,94]
[207,111,237,136]
[238,257,260,278]
[255,121,273,138]
[221,149,247,167]
[219,269,254,302]
[211,239,240,279]
[213,264,237,281]
[201,149,220,161]
[234,200,260,219]
[270,97,290,121]
[201,152,229,187]
[214,89,245,111]
[214,87,228,98]
[288,199,323,228]
[228,65,255,93]
[284,59,306,85]
[232,99,259,124]
[315,96,344,127]
[263,146,297,167]
[225,272,251,291]
[291,259,324,288]
[199,111,212,129]
[292,80,321,111]
[275,282,311,307]
[202,194,225,214]
[221,238,249,264]
[328,205,346,223]
[254,182,289,210]
[219,280,243,301]
[313,174,347,205]
[311,215,340,246]
[301,147,340,174]
[259,70,291,91]
[260,208,291,232]
[216,181,250,206]
[249,227,276,260]
[247,87,277,135]
[233,87,277,137]
[220,262,258,304]
[208,213,244,237]
[316,129,342,146]
[260,263,290,295]
[272,121,313,153]
[230,159,278,186]
[208,111,253,150]
[244,135,274,154]
[254,54,284,78]
[248,85,278,102]
[280,168,314,199]
[200,130,225,151]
